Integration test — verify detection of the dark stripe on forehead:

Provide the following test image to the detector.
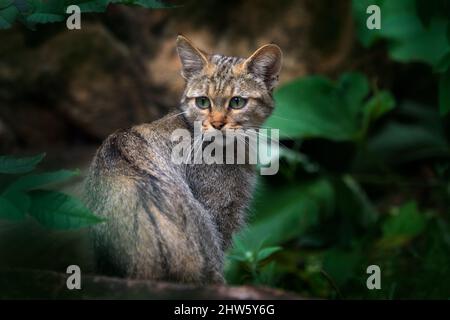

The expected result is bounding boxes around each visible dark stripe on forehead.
[211,55,243,70]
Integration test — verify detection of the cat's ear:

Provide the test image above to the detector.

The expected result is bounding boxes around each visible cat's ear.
[176,35,209,80]
[244,44,282,90]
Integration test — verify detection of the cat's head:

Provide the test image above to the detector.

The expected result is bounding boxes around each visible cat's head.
[176,35,282,133]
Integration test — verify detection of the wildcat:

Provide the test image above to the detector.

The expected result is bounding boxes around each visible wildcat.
[84,35,282,284]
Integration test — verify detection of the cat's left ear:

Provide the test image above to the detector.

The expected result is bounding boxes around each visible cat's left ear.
[176,35,209,80]
[244,44,283,90]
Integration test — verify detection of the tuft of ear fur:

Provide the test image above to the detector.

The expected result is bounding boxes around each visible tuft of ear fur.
[244,44,283,90]
[176,35,209,80]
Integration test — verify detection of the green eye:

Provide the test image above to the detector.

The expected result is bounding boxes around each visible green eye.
[229,96,247,109]
[195,96,211,109]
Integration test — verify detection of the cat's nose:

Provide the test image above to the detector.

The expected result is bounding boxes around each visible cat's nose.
[211,121,225,130]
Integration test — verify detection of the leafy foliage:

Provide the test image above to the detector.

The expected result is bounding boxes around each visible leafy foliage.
[266,73,394,141]
[0,0,171,30]
[0,153,45,174]
[0,154,103,229]
[352,0,450,114]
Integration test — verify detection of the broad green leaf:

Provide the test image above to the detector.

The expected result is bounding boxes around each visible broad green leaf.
[363,91,395,122]
[5,169,79,192]
[26,0,66,24]
[256,246,282,262]
[0,153,45,174]
[29,190,104,229]
[227,254,248,262]
[234,178,334,250]
[388,17,449,67]
[339,73,370,116]
[0,0,13,9]
[365,102,449,165]
[370,122,448,164]
[0,4,18,29]
[381,201,426,246]
[352,0,450,68]
[1,189,30,213]
[439,70,450,115]
[322,248,361,286]
[268,73,370,141]
[434,52,450,73]
[0,196,25,220]
[362,90,395,132]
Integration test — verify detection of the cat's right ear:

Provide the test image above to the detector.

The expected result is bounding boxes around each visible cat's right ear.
[176,35,209,80]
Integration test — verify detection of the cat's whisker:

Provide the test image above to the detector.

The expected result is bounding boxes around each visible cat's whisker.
[234,132,258,159]
[184,134,202,164]
[166,110,188,121]
[193,135,205,163]
[254,124,297,142]
[269,114,295,122]
[247,129,290,150]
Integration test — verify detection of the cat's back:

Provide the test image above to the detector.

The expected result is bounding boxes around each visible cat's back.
[88,111,186,177]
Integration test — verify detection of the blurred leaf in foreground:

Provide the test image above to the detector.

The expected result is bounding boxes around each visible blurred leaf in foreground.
[0,154,103,230]
[0,153,45,174]
[0,196,25,220]
[268,73,393,142]
[29,190,104,230]
[380,201,427,247]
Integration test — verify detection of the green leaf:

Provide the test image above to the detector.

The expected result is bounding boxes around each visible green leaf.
[0,0,13,9]
[339,73,370,116]
[0,4,18,29]
[322,248,361,286]
[362,90,396,132]
[234,178,334,250]
[256,246,282,262]
[439,70,450,115]
[381,201,426,246]
[434,52,450,73]
[227,254,248,262]
[1,189,30,213]
[364,102,449,165]
[267,73,370,141]
[27,13,65,23]
[29,190,104,229]
[0,153,45,174]
[5,169,79,192]
[0,196,25,220]
[364,91,396,122]
[353,0,450,68]
[26,0,65,24]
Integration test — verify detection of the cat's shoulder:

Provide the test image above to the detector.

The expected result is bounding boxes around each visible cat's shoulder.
[92,111,187,170]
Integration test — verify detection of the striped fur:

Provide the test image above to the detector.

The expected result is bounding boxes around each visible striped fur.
[84,36,282,283]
